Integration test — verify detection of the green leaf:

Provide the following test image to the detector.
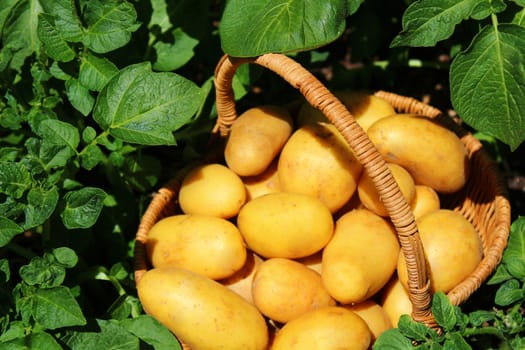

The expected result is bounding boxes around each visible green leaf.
[501,216,525,279]
[37,13,76,62]
[19,254,65,287]
[153,28,199,71]
[80,144,104,170]
[373,328,414,349]
[0,332,62,350]
[0,161,31,198]
[65,79,95,116]
[391,0,480,48]
[61,187,107,229]
[32,286,87,329]
[514,8,525,26]
[443,333,472,350]
[0,216,24,247]
[470,0,507,20]
[148,0,171,33]
[219,0,348,57]
[93,62,203,145]
[23,186,59,229]
[39,0,83,42]
[121,315,182,350]
[432,291,457,331]
[62,319,139,350]
[495,279,524,306]
[52,247,78,268]
[79,53,119,92]
[468,310,496,326]
[397,314,433,341]
[450,24,525,150]
[488,263,513,284]
[37,119,80,150]
[82,0,141,54]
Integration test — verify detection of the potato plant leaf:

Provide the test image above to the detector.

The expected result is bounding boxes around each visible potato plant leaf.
[60,187,107,229]
[37,13,76,62]
[120,315,182,350]
[23,186,59,230]
[391,0,480,47]
[93,62,203,145]
[79,53,119,92]
[39,0,84,42]
[32,286,87,329]
[450,24,525,151]
[397,314,433,341]
[152,28,199,72]
[495,279,524,306]
[219,0,350,57]
[501,217,525,279]
[432,291,457,331]
[65,79,95,116]
[372,328,414,349]
[0,161,31,198]
[62,319,139,350]
[0,217,24,247]
[0,332,62,350]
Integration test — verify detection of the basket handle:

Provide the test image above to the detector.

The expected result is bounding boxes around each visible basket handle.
[213,53,437,327]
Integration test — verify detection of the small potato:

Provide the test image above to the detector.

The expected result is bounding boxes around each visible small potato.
[271,306,372,350]
[397,209,483,293]
[243,159,280,201]
[380,277,413,327]
[322,209,400,304]
[237,192,334,259]
[137,267,269,350]
[146,214,247,280]
[278,122,362,213]
[296,90,395,132]
[343,299,393,341]
[225,105,293,176]
[252,258,335,323]
[357,163,416,217]
[410,185,441,219]
[367,114,469,193]
[220,251,263,304]
[179,163,246,219]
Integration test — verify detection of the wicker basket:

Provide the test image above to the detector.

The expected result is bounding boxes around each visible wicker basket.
[134,53,511,345]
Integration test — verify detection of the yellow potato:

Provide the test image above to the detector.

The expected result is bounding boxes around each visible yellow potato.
[178,163,246,219]
[357,163,416,217]
[322,209,400,304]
[146,214,247,280]
[278,122,362,213]
[343,299,393,341]
[237,192,334,259]
[243,159,280,201]
[220,251,263,304]
[296,90,395,131]
[397,209,483,293]
[367,113,469,193]
[271,306,372,350]
[225,105,293,176]
[137,267,268,350]
[410,185,441,219]
[380,277,413,327]
[252,258,335,323]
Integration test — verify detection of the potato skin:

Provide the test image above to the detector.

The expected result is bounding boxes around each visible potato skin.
[137,267,269,350]
[343,299,393,341]
[322,209,400,304]
[410,185,441,219]
[146,214,247,280]
[367,114,469,193]
[397,209,483,293]
[237,192,334,259]
[278,122,362,213]
[252,258,335,323]
[271,306,372,350]
[178,163,246,219]
[225,105,293,177]
[380,277,413,327]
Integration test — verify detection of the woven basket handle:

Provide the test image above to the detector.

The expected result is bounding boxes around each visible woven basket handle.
[213,53,436,327]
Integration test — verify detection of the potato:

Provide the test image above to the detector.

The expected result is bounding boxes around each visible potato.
[271,306,372,350]
[367,113,469,193]
[357,163,416,217]
[178,163,246,219]
[146,214,247,280]
[278,122,362,213]
[410,185,441,219]
[397,209,483,293]
[220,251,263,304]
[296,90,395,131]
[243,159,280,201]
[252,258,335,323]
[237,192,334,259]
[322,209,400,304]
[380,277,413,327]
[137,267,268,350]
[225,105,293,176]
[343,299,393,340]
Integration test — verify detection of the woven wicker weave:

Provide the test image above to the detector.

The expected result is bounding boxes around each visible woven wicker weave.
[134,53,511,345]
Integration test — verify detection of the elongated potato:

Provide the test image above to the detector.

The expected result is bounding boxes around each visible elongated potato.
[278,122,362,213]
[137,267,269,350]
[146,214,247,280]
[225,105,293,176]
[271,306,372,350]
[237,192,334,259]
[252,258,335,323]
[367,114,469,193]
[322,209,400,304]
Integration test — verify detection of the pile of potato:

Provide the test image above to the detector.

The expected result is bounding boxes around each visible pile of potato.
[137,92,483,350]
